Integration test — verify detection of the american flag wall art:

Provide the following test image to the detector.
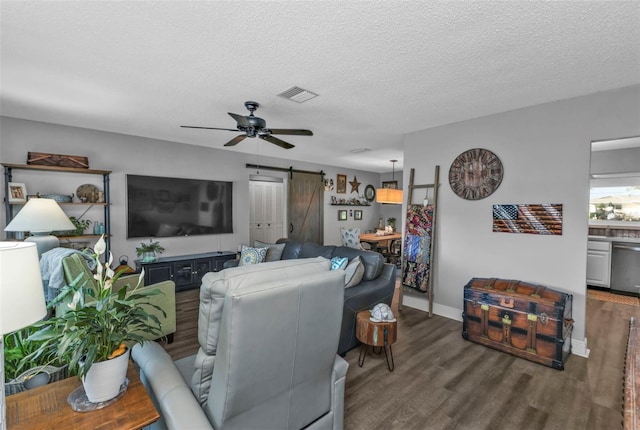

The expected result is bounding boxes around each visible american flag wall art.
[492,204,563,235]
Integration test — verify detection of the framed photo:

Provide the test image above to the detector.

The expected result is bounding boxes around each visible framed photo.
[354,210,363,220]
[8,182,27,203]
[338,209,348,221]
[382,180,398,189]
[336,174,347,194]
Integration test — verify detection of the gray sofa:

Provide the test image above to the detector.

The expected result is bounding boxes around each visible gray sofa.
[225,239,397,355]
[133,258,348,430]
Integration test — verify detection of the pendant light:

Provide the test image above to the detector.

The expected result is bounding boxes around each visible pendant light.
[376,160,403,204]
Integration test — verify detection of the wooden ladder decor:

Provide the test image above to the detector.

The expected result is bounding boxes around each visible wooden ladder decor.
[400,165,440,317]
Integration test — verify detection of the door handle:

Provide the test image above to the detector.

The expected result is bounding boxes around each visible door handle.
[613,244,640,252]
[289,223,294,233]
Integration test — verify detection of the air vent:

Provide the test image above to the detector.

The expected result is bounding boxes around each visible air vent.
[350,148,371,154]
[277,86,318,103]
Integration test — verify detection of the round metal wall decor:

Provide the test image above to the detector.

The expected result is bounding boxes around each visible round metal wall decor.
[364,184,376,202]
[448,148,503,200]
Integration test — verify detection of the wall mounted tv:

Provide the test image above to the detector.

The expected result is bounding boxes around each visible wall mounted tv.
[126,174,233,238]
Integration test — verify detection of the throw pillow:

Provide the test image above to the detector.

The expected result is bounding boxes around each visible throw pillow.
[330,256,348,271]
[254,240,286,262]
[238,245,268,266]
[344,256,365,288]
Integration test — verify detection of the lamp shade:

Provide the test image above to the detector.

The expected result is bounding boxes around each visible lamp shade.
[0,242,47,335]
[376,188,403,204]
[4,198,75,233]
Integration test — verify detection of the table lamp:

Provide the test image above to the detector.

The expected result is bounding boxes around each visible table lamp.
[4,198,75,257]
[0,242,48,430]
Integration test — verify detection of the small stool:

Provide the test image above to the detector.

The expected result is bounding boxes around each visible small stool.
[355,310,397,371]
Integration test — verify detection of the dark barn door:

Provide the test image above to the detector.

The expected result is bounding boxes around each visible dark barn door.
[287,172,324,244]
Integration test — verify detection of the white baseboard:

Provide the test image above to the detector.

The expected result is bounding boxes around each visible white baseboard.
[401,295,461,321]
[571,337,590,358]
[401,296,591,358]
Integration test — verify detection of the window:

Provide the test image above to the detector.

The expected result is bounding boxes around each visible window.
[589,186,640,222]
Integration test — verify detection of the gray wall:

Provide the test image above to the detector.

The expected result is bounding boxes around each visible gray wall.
[0,117,382,258]
[402,85,640,354]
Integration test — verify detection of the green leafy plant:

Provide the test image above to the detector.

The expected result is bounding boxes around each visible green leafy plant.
[54,216,91,236]
[69,217,92,235]
[29,236,164,378]
[3,326,69,381]
[387,217,396,229]
[135,239,165,257]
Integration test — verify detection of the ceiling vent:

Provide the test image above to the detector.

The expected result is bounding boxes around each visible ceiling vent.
[350,148,371,153]
[277,86,318,103]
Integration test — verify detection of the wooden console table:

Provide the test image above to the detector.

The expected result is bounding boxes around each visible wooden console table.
[6,362,158,430]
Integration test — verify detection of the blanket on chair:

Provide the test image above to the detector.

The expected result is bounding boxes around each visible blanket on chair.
[40,247,96,294]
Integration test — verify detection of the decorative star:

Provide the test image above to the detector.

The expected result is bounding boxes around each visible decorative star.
[349,176,361,194]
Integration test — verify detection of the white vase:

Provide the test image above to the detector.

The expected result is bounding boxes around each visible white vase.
[82,348,130,403]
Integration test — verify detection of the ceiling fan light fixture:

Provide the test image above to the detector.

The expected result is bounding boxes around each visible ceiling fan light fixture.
[376,159,403,205]
[277,86,318,103]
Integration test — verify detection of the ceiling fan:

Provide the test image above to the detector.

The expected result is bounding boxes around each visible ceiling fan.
[180,101,313,149]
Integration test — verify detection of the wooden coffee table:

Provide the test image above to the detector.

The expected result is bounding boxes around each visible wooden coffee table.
[356,310,397,371]
[5,361,158,429]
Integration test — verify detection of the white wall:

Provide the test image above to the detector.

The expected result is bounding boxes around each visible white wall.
[1,117,383,257]
[402,85,640,353]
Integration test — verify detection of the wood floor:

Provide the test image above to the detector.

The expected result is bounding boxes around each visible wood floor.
[162,288,639,430]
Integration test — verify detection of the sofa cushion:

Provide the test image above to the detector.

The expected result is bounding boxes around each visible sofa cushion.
[254,240,286,262]
[278,239,303,260]
[344,256,365,288]
[330,256,348,270]
[300,242,335,259]
[340,227,362,249]
[332,246,385,281]
[239,245,267,266]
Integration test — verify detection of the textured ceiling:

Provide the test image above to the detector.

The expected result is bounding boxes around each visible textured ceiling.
[1,1,639,173]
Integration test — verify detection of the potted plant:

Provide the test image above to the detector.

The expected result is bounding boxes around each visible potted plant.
[136,239,165,263]
[29,235,163,403]
[4,326,70,396]
[387,217,396,231]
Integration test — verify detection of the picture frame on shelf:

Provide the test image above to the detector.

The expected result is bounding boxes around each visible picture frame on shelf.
[338,209,348,221]
[381,180,398,189]
[336,174,347,194]
[8,182,27,203]
[354,210,363,220]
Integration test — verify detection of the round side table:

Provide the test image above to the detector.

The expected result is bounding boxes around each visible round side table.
[356,310,397,371]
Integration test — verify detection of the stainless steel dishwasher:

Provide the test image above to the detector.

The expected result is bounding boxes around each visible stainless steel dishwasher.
[610,242,640,295]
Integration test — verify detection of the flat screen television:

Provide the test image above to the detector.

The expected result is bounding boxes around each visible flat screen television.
[126,174,233,238]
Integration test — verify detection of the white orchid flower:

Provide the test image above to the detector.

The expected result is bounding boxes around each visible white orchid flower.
[95,261,103,281]
[94,235,106,256]
[106,265,115,281]
[68,290,82,310]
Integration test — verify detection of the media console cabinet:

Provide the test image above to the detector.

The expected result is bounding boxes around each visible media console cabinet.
[135,251,236,292]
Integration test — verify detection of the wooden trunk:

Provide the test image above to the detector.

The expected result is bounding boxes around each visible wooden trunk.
[462,278,573,370]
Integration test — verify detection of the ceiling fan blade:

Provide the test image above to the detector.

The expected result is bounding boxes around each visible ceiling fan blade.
[224,135,248,147]
[181,125,238,132]
[268,129,313,136]
[260,134,295,149]
[228,112,250,127]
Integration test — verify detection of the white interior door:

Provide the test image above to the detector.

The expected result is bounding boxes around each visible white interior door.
[250,179,285,245]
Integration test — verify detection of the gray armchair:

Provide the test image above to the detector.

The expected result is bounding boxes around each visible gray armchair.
[133,257,348,430]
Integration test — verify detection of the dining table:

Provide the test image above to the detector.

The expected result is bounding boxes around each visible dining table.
[359,232,402,253]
